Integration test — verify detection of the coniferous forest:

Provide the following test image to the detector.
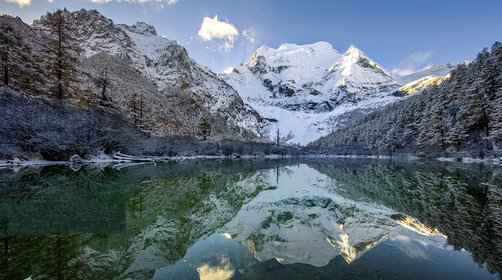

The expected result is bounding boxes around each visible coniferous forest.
[312,43,502,158]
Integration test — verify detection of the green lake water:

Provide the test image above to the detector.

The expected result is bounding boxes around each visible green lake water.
[0,159,501,280]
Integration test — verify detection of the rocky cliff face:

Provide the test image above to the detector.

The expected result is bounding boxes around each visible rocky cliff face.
[1,9,267,141]
[311,42,502,158]
[224,42,403,144]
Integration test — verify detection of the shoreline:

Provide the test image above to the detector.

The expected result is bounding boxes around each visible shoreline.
[1,153,500,169]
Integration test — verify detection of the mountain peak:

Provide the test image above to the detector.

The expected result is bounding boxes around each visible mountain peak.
[123,21,157,36]
[34,8,113,28]
[336,45,393,78]
[344,45,367,62]
[277,41,335,51]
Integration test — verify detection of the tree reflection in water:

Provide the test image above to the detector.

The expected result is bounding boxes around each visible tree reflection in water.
[0,159,500,280]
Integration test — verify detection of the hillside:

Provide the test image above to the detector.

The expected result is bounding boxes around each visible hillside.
[0,10,267,142]
[311,42,502,158]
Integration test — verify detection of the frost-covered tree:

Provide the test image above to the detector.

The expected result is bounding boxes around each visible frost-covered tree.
[97,67,111,106]
[128,93,146,129]
[1,50,8,86]
[198,117,211,140]
[44,9,80,99]
[0,24,16,87]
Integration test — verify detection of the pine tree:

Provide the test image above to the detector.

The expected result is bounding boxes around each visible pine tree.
[0,25,15,87]
[128,93,139,126]
[487,43,502,149]
[139,94,144,127]
[44,9,80,99]
[128,93,145,128]
[198,117,211,140]
[1,51,7,86]
[97,67,111,106]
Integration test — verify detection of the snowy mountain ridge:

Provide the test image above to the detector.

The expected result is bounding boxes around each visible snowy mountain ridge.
[224,42,402,144]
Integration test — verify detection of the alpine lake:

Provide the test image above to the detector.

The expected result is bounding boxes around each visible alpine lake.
[0,158,501,280]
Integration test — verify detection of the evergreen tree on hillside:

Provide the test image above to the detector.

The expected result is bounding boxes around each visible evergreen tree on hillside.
[44,9,80,99]
[1,49,8,86]
[128,93,145,128]
[128,93,139,126]
[97,67,111,106]
[0,22,46,94]
[487,42,502,148]
[0,25,16,87]
[198,117,211,140]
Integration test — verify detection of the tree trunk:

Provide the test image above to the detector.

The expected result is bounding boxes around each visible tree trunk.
[276,128,280,146]
[56,14,63,99]
[101,71,108,101]
[139,94,144,126]
[2,52,8,86]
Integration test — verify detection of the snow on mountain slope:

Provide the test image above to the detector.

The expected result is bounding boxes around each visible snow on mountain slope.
[395,64,455,85]
[33,9,266,139]
[249,42,342,87]
[322,46,398,96]
[398,74,450,95]
[116,25,266,136]
[224,42,401,144]
[391,64,455,96]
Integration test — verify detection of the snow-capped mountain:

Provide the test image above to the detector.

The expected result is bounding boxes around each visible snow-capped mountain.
[32,10,266,139]
[224,42,402,144]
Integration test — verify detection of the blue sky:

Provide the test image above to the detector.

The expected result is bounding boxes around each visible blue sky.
[1,0,501,73]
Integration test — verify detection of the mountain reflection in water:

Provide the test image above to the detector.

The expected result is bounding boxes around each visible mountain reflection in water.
[0,159,501,280]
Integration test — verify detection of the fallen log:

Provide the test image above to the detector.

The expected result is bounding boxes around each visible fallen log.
[112,152,168,162]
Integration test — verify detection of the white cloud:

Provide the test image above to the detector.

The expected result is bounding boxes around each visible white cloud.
[242,28,257,44]
[198,16,239,50]
[392,51,434,77]
[4,0,31,7]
